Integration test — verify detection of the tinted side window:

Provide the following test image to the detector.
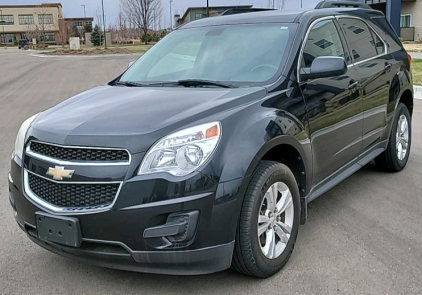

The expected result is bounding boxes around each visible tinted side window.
[339,18,378,62]
[302,19,345,68]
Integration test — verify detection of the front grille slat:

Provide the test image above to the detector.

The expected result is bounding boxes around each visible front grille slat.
[30,142,129,162]
[28,173,119,208]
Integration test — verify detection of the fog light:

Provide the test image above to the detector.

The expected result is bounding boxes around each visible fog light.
[143,211,199,246]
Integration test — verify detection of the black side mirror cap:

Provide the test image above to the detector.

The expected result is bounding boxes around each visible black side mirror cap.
[300,56,347,81]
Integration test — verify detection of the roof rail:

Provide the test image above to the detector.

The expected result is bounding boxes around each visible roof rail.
[219,8,275,16]
[315,1,372,9]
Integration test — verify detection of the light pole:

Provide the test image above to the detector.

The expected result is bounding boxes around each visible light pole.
[169,0,173,31]
[81,5,86,43]
[81,5,86,19]
[101,0,107,48]
[301,0,303,9]
[207,0,209,17]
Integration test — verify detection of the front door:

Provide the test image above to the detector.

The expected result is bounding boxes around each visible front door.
[299,18,363,186]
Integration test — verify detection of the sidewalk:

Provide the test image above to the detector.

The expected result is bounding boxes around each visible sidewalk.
[409,52,422,60]
[414,86,422,100]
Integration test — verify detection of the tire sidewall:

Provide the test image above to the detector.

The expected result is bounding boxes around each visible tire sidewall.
[249,164,300,274]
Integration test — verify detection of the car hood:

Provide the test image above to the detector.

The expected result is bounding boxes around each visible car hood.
[29,85,266,153]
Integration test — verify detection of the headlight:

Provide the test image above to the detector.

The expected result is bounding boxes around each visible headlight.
[139,122,221,176]
[14,114,38,160]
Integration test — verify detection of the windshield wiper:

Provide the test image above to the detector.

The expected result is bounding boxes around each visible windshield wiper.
[149,79,236,88]
[115,81,145,87]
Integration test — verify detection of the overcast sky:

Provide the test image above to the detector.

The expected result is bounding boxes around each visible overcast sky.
[0,0,322,28]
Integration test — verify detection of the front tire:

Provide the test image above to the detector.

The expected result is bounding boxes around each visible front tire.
[232,161,300,278]
[375,103,411,172]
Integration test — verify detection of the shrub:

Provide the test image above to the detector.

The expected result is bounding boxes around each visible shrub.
[91,25,104,46]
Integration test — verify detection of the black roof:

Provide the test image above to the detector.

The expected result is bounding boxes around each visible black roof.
[180,6,384,29]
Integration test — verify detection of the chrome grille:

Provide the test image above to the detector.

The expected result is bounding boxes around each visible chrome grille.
[27,173,120,209]
[30,141,129,162]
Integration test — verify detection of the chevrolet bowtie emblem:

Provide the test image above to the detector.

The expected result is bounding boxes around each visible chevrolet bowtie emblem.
[46,166,75,181]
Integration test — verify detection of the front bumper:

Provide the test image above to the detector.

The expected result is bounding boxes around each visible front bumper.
[9,157,244,275]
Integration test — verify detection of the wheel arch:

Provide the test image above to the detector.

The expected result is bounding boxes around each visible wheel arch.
[399,89,413,117]
[242,136,311,224]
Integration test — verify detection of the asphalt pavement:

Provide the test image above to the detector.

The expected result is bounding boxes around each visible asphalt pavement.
[0,48,421,295]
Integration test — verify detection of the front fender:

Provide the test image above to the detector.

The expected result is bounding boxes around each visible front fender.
[200,91,311,191]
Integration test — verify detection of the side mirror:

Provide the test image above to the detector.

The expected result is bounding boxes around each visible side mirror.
[300,56,347,81]
[128,61,135,68]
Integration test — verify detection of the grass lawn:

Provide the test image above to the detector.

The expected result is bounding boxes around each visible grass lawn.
[114,44,153,54]
[412,59,422,86]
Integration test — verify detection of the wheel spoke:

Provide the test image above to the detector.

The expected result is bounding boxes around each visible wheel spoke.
[271,230,277,258]
[262,228,274,257]
[278,193,293,215]
[275,225,289,244]
[275,187,288,213]
[259,214,270,224]
[401,139,408,150]
[266,185,277,212]
[258,220,270,237]
[402,119,408,134]
[276,221,292,234]
[397,144,402,158]
[271,183,278,210]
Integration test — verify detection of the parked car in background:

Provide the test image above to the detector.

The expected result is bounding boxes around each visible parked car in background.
[18,39,28,49]
[8,1,413,278]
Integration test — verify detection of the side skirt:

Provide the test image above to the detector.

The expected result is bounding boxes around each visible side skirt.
[304,140,387,207]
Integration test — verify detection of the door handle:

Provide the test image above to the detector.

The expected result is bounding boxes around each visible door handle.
[384,63,392,72]
[348,80,359,90]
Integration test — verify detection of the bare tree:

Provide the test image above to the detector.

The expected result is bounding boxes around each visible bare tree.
[120,0,163,44]
[267,0,286,9]
[26,6,59,48]
[95,7,103,29]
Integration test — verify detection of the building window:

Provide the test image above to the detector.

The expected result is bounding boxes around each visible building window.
[0,15,14,25]
[38,14,53,24]
[1,34,16,43]
[400,15,411,28]
[85,21,92,27]
[41,32,55,42]
[73,21,83,27]
[195,13,203,20]
[19,15,34,25]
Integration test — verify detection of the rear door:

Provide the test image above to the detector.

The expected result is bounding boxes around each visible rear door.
[337,17,392,152]
[299,18,363,186]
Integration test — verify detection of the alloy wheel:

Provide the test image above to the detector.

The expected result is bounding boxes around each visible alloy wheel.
[396,114,409,161]
[257,182,294,259]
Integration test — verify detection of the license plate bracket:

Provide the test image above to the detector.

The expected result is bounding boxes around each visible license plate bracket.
[36,212,82,247]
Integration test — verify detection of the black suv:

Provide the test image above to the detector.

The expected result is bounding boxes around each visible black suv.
[8,2,413,278]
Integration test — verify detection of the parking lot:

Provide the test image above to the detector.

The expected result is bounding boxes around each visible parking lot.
[0,48,421,295]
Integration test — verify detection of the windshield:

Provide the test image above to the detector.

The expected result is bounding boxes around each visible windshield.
[120,23,296,86]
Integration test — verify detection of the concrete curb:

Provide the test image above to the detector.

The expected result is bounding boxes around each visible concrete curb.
[414,86,422,100]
